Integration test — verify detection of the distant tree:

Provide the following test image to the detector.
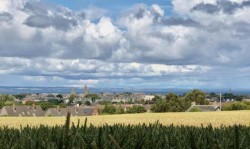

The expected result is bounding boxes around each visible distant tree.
[151,96,167,112]
[101,104,116,114]
[126,105,146,113]
[59,103,66,108]
[184,89,208,105]
[4,101,14,106]
[0,101,4,109]
[222,102,250,111]
[48,99,63,105]
[25,101,34,105]
[0,94,15,102]
[39,102,54,111]
[222,93,243,101]
[151,93,190,112]
[179,97,192,111]
[84,94,100,103]
[97,101,112,105]
[165,93,184,112]
[13,94,27,100]
[69,94,77,103]
[223,93,234,100]
[56,94,63,99]
[47,94,55,98]
[84,101,91,106]
[234,95,243,101]
[115,106,125,114]
[75,101,82,106]
[152,95,162,102]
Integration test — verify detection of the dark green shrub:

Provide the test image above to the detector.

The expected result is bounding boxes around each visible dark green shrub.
[101,104,116,114]
[189,107,201,112]
[222,102,250,111]
[126,105,146,113]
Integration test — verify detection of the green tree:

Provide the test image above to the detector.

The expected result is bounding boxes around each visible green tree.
[151,93,189,112]
[48,99,63,105]
[56,94,63,99]
[39,102,54,111]
[59,103,66,108]
[84,101,91,106]
[184,89,208,105]
[69,94,77,103]
[101,104,116,114]
[126,105,146,113]
[0,101,4,109]
[25,101,34,105]
[152,95,162,102]
[84,94,100,103]
[115,105,125,114]
[165,93,183,112]
[4,101,14,106]
[13,94,27,100]
[0,94,15,102]
[222,102,250,111]
[151,97,167,112]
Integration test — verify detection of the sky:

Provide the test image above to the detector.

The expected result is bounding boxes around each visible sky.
[0,0,250,89]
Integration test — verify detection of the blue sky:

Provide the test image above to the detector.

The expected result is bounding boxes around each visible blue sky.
[0,0,250,89]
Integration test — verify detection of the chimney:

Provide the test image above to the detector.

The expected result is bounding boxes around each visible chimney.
[32,103,36,111]
[13,103,16,112]
[57,106,60,113]
[191,101,196,106]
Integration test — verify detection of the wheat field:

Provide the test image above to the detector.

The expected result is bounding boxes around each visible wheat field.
[0,111,249,128]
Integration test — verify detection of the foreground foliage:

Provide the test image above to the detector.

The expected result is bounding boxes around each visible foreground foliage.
[0,113,250,149]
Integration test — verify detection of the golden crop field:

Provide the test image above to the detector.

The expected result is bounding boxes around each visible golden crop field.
[0,111,250,128]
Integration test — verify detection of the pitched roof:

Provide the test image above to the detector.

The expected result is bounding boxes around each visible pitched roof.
[187,105,220,112]
[0,106,45,117]
[45,107,93,116]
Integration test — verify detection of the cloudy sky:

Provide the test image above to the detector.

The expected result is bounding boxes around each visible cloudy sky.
[0,0,250,89]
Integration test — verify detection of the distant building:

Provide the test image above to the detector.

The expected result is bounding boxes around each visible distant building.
[0,105,45,117]
[143,95,155,101]
[186,102,220,112]
[242,99,250,102]
[71,87,76,96]
[84,84,89,95]
[45,106,99,117]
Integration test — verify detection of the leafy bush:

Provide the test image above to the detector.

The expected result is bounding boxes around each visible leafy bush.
[115,106,125,114]
[126,105,146,113]
[222,102,250,111]
[101,104,116,114]
[0,94,15,102]
[38,102,54,111]
[189,107,201,112]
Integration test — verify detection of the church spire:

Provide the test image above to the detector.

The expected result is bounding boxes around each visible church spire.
[71,87,76,96]
[84,84,89,95]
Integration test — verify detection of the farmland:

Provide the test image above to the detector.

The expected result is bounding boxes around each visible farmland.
[0,110,250,128]
[0,112,250,148]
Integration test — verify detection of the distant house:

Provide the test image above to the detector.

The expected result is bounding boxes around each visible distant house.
[242,99,250,102]
[0,105,45,117]
[45,106,99,117]
[186,102,220,112]
[143,95,154,101]
[143,104,152,112]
